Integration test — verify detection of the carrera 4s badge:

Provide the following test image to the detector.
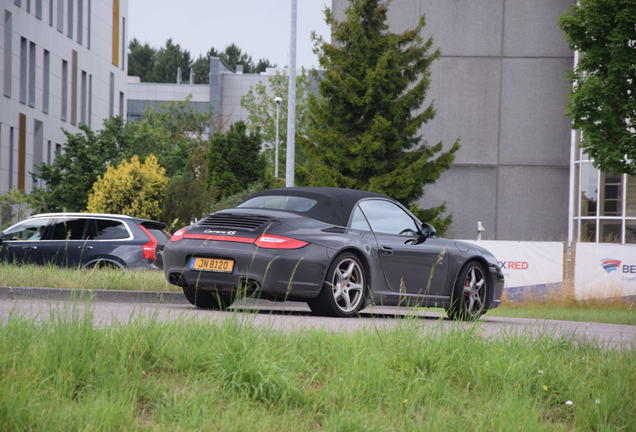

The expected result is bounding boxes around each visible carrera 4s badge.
[204,230,237,235]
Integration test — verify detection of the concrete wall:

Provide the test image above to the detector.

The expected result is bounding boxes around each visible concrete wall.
[333,0,574,241]
[0,0,128,194]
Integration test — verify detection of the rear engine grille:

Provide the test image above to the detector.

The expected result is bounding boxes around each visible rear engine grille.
[198,214,272,232]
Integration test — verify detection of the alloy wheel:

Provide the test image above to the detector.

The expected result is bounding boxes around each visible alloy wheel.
[331,258,365,313]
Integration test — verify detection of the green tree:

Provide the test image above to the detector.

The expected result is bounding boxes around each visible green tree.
[559,0,636,175]
[87,155,169,221]
[127,38,156,82]
[207,121,265,199]
[303,0,459,232]
[240,70,311,176]
[30,119,129,212]
[151,39,192,83]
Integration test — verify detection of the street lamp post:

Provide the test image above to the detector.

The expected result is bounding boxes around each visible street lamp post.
[274,96,282,178]
[285,0,297,187]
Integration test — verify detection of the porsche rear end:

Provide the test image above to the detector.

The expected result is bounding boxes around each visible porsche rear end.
[163,212,329,301]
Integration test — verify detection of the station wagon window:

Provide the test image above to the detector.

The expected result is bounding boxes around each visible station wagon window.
[350,205,372,231]
[46,218,88,240]
[358,200,419,236]
[88,219,129,240]
[238,195,317,212]
[3,218,50,241]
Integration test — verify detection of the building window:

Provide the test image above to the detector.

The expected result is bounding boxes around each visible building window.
[19,37,27,104]
[33,119,44,182]
[48,0,53,26]
[61,59,68,121]
[80,70,87,124]
[47,140,52,164]
[119,91,124,117]
[42,49,50,113]
[35,0,42,19]
[70,49,77,125]
[573,150,636,244]
[121,16,125,71]
[109,72,114,117]
[88,73,92,126]
[28,41,36,107]
[77,0,83,44]
[3,10,12,98]
[18,113,26,190]
[67,0,73,39]
[56,0,63,33]
[26,0,30,12]
[87,0,90,49]
[14,1,22,7]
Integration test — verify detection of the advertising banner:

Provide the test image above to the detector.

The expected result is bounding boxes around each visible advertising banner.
[574,243,636,300]
[463,240,564,289]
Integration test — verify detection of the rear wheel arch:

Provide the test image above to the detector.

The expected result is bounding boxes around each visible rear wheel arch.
[329,247,372,291]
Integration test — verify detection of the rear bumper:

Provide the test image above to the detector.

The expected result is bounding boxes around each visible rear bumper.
[163,239,330,300]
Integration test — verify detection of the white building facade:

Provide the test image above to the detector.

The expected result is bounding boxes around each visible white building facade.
[0,0,128,193]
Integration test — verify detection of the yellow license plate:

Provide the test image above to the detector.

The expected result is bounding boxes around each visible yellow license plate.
[190,257,234,273]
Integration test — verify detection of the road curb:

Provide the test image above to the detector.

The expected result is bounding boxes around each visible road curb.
[0,286,187,304]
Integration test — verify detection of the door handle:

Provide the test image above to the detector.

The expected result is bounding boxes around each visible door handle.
[380,246,394,255]
[78,245,94,249]
[21,245,38,250]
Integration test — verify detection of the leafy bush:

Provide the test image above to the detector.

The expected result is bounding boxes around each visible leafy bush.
[86,155,168,220]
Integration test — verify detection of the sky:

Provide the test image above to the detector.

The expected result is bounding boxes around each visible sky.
[127,0,332,69]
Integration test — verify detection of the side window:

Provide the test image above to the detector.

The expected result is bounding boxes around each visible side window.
[358,200,419,236]
[90,219,129,240]
[350,205,372,231]
[3,218,50,241]
[46,218,88,240]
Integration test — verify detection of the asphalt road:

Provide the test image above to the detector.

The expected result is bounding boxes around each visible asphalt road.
[1,297,635,349]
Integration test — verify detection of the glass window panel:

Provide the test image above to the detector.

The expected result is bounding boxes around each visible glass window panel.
[3,218,50,241]
[599,219,622,244]
[579,219,596,242]
[599,173,623,216]
[90,219,128,240]
[579,163,598,216]
[625,222,636,244]
[358,200,418,236]
[350,206,371,231]
[626,175,636,217]
[46,218,88,240]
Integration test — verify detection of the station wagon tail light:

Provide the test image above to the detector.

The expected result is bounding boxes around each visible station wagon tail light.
[254,235,309,249]
[139,225,158,260]
[170,228,188,242]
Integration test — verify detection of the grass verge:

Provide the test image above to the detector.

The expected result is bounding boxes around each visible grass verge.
[489,302,636,326]
[0,263,177,292]
[0,309,634,431]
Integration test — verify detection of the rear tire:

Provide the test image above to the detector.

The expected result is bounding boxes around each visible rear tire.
[308,252,367,317]
[182,286,232,310]
[446,260,489,321]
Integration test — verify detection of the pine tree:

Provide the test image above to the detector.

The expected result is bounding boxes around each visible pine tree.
[303,0,459,232]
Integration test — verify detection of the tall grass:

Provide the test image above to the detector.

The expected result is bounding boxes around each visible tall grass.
[0,309,634,431]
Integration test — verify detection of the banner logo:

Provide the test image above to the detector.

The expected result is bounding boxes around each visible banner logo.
[600,258,622,274]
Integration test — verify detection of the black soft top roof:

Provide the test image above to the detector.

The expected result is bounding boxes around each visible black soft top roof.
[243,187,390,226]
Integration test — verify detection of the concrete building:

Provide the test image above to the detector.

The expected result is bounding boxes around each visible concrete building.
[0,0,128,193]
[127,58,275,130]
[332,0,636,244]
[332,0,576,241]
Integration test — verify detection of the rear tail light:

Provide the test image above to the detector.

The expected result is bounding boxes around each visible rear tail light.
[170,228,189,242]
[139,225,158,260]
[254,235,309,249]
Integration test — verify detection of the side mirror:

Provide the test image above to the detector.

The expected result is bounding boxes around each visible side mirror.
[412,223,436,244]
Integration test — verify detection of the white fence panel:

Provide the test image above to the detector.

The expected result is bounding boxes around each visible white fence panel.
[574,242,636,300]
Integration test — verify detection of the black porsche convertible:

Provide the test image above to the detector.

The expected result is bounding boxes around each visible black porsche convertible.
[164,187,504,319]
